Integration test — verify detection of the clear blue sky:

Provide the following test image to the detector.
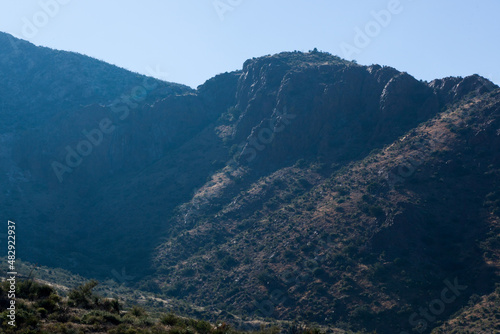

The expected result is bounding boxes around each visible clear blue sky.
[0,0,498,88]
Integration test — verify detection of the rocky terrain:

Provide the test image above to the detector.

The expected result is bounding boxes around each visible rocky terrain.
[1,32,499,333]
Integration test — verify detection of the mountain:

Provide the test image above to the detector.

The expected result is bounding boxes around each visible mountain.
[2,278,296,333]
[146,52,499,333]
[0,32,190,132]
[1,33,499,333]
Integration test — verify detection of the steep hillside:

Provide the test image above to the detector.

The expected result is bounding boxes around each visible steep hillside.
[151,88,500,333]
[145,54,498,332]
[0,32,205,277]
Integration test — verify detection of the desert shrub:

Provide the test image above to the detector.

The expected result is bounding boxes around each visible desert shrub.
[68,280,99,309]
[42,322,77,334]
[368,205,385,218]
[11,306,40,329]
[367,181,382,194]
[108,324,139,334]
[160,313,183,327]
[180,268,196,277]
[351,305,372,321]
[17,280,55,300]
[37,307,48,318]
[297,178,311,189]
[370,262,390,280]
[101,298,121,313]
[129,305,147,318]
[203,263,215,272]
[284,249,297,260]
[187,319,212,333]
[220,255,239,270]
[361,194,371,202]
[312,267,327,279]
[81,310,122,325]
[36,294,60,312]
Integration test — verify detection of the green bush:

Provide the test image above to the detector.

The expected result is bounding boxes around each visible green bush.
[81,310,122,325]
[101,298,121,314]
[107,324,137,334]
[180,268,196,277]
[188,319,212,333]
[37,307,48,318]
[220,255,239,270]
[160,313,182,326]
[129,305,147,318]
[35,293,60,312]
[68,280,99,309]
[312,267,326,279]
[17,280,55,300]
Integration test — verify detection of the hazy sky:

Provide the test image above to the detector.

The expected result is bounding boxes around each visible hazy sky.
[0,0,498,88]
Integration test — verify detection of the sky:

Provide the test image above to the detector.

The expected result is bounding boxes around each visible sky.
[0,0,498,89]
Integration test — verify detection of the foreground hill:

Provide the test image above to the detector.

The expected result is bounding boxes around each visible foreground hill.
[1,279,335,334]
[1,35,499,332]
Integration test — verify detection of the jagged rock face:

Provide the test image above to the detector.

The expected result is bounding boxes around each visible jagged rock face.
[231,56,492,169]
[429,74,497,106]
